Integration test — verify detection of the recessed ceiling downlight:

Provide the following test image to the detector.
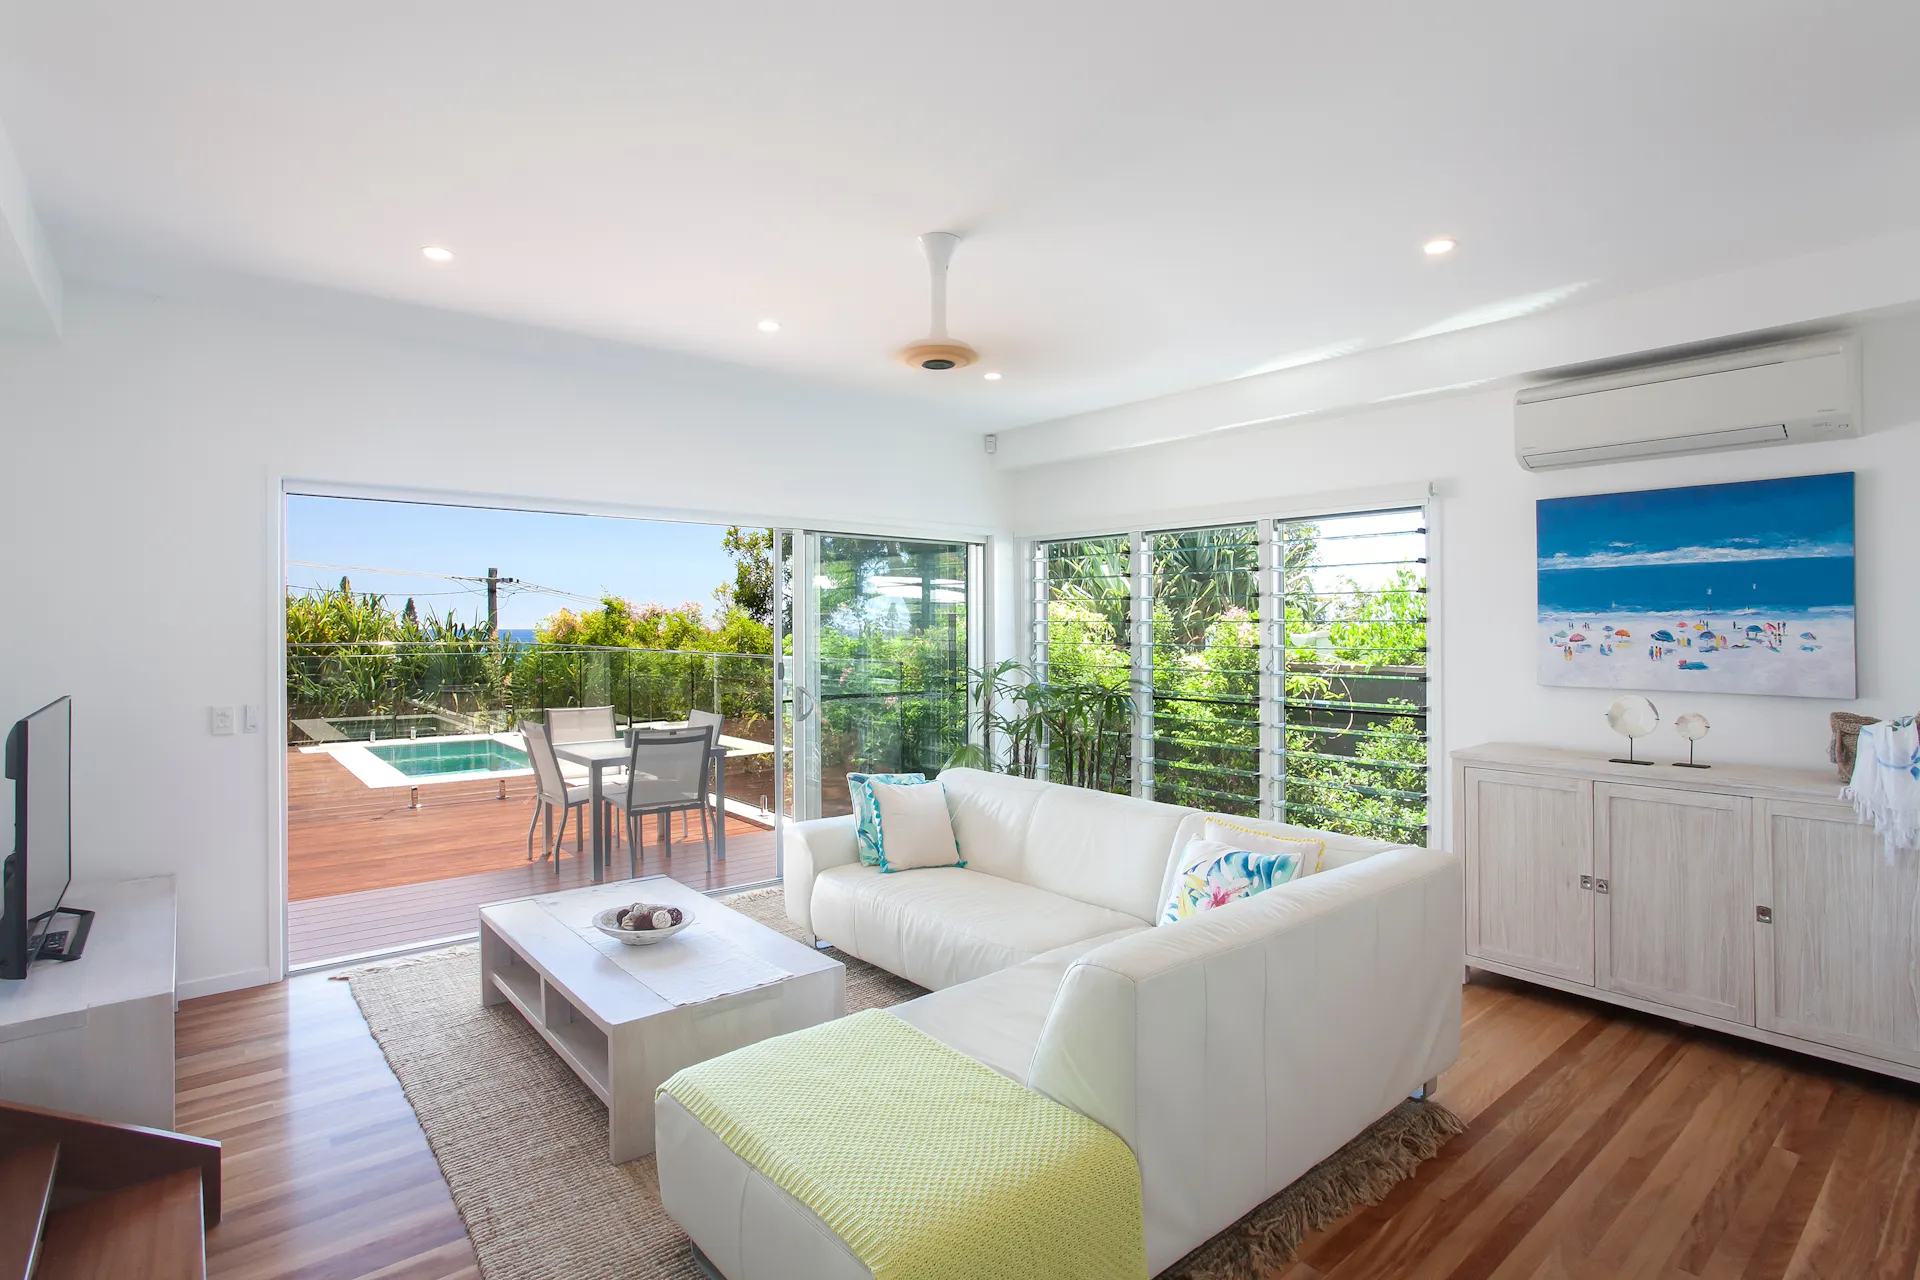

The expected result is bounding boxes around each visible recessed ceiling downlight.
[421,245,455,263]
[1422,237,1457,257]
[757,319,781,332]
[983,372,1002,381]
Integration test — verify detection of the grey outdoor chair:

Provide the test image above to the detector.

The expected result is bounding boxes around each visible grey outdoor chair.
[520,719,595,868]
[681,709,725,839]
[545,705,617,744]
[544,706,618,784]
[603,725,715,876]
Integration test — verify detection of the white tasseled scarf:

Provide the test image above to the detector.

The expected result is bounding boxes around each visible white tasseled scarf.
[1843,716,1920,854]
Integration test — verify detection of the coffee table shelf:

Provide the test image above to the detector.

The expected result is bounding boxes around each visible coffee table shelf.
[479,875,844,1162]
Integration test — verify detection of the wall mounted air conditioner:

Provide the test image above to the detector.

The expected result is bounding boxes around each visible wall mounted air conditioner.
[1513,336,1859,471]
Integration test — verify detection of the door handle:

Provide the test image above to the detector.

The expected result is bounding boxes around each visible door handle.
[1594,879,1609,895]
[1580,875,1593,891]
[795,686,817,722]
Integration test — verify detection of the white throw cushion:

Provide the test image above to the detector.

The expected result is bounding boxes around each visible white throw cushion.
[870,779,964,871]
[1202,818,1325,874]
[1203,813,1404,872]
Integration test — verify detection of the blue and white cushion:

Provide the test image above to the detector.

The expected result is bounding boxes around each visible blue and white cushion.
[848,772,927,865]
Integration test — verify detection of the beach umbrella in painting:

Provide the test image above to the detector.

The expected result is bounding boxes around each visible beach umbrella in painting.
[1652,629,1675,643]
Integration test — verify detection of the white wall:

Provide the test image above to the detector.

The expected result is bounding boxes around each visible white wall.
[1006,314,1920,834]
[0,284,1001,995]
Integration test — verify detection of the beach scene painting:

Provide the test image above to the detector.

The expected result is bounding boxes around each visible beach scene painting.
[1537,473,1855,698]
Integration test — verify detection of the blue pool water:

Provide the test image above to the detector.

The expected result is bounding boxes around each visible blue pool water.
[366,739,530,778]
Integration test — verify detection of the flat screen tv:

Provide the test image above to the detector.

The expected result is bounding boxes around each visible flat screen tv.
[2,696,72,979]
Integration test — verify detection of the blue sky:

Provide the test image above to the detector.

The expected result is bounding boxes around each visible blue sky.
[286,496,741,631]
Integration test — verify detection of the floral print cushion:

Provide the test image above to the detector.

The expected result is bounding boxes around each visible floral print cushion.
[848,772,928,865]
[1161,838,1307,923]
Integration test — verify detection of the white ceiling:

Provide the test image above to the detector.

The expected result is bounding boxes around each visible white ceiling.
[3,1,1919,428]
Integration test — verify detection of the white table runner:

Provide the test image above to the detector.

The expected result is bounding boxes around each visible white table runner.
[532,889,789,1007]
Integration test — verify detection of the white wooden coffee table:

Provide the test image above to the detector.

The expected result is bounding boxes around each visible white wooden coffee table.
[479,875,844,1162]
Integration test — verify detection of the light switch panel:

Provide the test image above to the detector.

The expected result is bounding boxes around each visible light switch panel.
[242,704,261,734]
[210,705,236,735]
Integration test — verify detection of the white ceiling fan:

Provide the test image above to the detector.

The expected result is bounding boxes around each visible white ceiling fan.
[897,231,979,372]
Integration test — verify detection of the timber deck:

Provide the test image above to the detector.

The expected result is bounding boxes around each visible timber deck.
[287,747,776,966]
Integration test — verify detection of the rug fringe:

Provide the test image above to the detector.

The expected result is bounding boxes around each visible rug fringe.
[1162,1098,1467,1279]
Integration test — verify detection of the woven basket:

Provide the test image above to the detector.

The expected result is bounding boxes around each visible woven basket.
[1830,712,1879,781]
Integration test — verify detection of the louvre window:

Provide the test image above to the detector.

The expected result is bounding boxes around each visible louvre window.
[1273,508,1429,844]
[1145,524,1262,815]
[1029,536,1134,793]
[1029,506,1430,845]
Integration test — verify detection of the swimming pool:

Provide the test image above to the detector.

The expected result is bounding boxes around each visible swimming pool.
[365,738,530,779]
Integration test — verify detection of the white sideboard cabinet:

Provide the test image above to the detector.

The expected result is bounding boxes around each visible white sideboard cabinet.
[1454,744,1920,1083]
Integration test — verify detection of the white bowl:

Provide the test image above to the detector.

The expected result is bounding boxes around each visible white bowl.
[593,905,694,946]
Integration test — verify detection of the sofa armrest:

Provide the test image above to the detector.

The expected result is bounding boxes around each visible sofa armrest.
[782,815,860,940]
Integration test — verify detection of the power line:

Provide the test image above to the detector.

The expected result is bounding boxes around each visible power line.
[287,560,491,583]
[286,584,485,599]
[288,561,597,603]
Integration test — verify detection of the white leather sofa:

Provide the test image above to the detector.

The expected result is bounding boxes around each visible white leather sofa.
[657,768,1463,1279]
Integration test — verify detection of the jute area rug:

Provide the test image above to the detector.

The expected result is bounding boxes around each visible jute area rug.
[343,887,1463,1279]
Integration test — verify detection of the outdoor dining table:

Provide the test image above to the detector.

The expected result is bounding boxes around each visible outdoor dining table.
[550,726,775,882]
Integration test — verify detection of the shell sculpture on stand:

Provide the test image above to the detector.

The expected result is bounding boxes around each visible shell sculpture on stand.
[1674,712,1711,769]
[1605,695,1660,765]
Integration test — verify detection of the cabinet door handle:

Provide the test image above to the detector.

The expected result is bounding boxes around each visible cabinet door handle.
[1580,875,1594,891]
[1756,905,1773,924]
[1594,879,1609,895]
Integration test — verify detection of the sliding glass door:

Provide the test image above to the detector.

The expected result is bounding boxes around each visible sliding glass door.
[777,533,981,827]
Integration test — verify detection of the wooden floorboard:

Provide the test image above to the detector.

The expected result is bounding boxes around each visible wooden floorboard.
[178,963,1920,1278]
[287,745,777,966]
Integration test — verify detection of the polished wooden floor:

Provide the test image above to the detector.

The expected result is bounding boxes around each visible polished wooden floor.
[177,968,1920,1279]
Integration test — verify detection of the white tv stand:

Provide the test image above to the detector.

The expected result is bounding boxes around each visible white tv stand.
[0,875,177,1128]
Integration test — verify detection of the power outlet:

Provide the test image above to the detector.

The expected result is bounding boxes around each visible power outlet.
[209,705,236,736]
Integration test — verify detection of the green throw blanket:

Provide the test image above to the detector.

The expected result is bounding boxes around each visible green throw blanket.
[658,1009,1147,1280]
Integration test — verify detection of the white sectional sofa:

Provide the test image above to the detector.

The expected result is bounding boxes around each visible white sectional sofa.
[657,767,1463,1279]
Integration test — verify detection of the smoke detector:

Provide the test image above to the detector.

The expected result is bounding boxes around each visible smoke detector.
[898,231,979,371]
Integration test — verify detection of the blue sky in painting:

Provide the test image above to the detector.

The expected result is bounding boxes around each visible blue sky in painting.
[1537,473,1854,616]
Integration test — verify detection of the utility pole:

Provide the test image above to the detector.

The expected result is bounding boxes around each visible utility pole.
[483,568,522,636]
